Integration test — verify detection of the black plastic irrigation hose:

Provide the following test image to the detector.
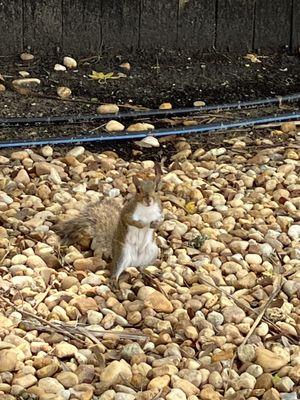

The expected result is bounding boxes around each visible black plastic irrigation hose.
[1,93,300,127]
[0,111,299,149]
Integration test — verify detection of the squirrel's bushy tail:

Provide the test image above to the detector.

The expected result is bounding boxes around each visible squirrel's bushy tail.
[53,198,122,247]
[52,213,91,245]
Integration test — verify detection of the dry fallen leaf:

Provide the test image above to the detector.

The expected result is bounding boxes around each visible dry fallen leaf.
[211,349,235,362]
[185,201,197,214]
[244,53,262,63]
[88,71,126,82]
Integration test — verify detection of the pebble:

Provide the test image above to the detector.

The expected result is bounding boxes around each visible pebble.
[281,122,296,133]
[115,394,135,400]
[20,52,34,61]
[41,145,54,157]
[193,100,206,107]
[13,374,37,388]
[280,394,298,400]
[54,342,78,358]
[61,276,79,290]
[287,225,300,240]
[57,86,72,99]
[262,388,281,400]
[11,275,35,289]
[75,297,98,314]
[208,371,223,389]
[245,253,263,264]
[136,135,160,148]
[237,372,256,389]
[106,120,125,132]
[97,104,119,114]
[148,375,170,389]
[56,371,79,388]
[119,62,131,70]
[0,349,17,372]
[256,348,288,372]
[238,344,256,363]
[54,64,67,71]
[12,78,41,87]
[171,375,200,396]
[19,70,30,77]
[128,122,155,131]
[75,365,95,384]
[67,146,85,157]
[246,364,263,378]
[63,56,77,69]
[121,343,143,360]
[223,306,246,323]
[274,376,294,392]
[0,316,14,329]
[38,377,65,394]
[0,136,299,400]
[144,290,174,313]
[166,388,187,400]
[159,102,172,110]
[37,363,59,379]
[27,255,48,269]
[100,360,132,387]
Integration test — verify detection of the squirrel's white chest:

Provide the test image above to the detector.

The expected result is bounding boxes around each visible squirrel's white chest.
[123,202,162,269]
[125,225,159,268]
[132,201,162,224]
[113,201,163,279]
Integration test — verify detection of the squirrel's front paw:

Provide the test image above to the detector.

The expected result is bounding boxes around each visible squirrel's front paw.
[150,220,161,229]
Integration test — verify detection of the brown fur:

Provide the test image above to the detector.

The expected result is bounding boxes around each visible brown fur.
[53,197,122,259]
[54,163,163,278]
[110,193,163,277]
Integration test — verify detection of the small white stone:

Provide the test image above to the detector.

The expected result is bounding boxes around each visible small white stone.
[288,225,300,240]
[245,253,262,264]
[54,64,67,72]
[20,52,34,61]
[57,86,72,99]
[63,56,77,69]
[166,388,187,400]
[136,136,160,148]
[67,146,85,157]
[11,276,35,289]
[41,145,54,157]
[19,71,30,77]
[109,188,120,198]
[106,120,125,132]
[193,100,206,107]
[246,364,263,378]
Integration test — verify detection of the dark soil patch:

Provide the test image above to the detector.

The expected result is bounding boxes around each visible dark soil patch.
[1,49,300,116]
[0,49,299,152]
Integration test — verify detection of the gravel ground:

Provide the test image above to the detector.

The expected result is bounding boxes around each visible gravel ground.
[0,124,299,400]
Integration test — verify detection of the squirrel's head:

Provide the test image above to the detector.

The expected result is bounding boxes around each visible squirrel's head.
[132,163,162,206]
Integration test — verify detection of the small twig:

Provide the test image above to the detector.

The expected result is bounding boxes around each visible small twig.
[33,282,53,310]
[223,256,284,393]
[89,123,107,133]
[77,327,101,344]
[0,249,10,266]
[283,266,299,278]
[196,275,298,344]
[240,278,283,348]
[255,120,300,129]
[0,293,86,345]
[152,388,163,400]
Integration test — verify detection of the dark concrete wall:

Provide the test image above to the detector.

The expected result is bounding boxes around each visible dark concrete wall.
[0,0,298,56]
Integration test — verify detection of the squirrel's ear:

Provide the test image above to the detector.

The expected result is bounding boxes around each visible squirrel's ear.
[154,162,162,189]
[133,175,142,192]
